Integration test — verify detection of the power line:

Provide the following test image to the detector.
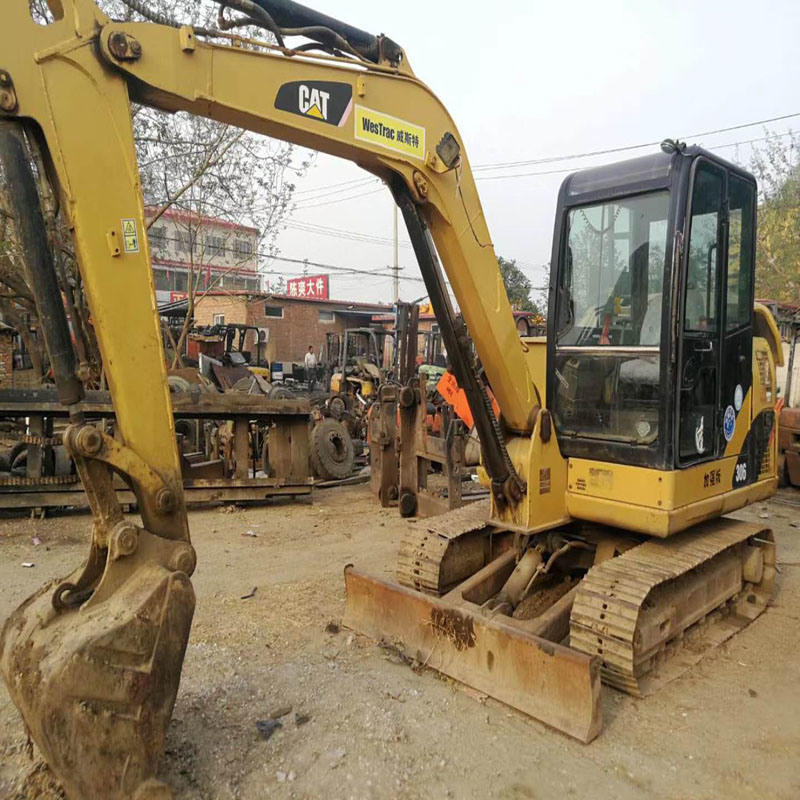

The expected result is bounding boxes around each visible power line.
[152,113,800,295]
[285,219,413,249]
[474,130,797,182]
[282,111,800,198]
[293,187,385,210]
[150,231,427,285]
[292,176,375,196]
[293,181,381,207]
[284,112,800,200]
[472,111,800,172]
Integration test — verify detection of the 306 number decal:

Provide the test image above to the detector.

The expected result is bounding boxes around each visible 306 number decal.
[732,457,750,488]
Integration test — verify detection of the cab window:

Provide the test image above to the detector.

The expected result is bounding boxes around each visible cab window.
[726,175,756,330]
[558,192,670,348]
[553,191,670,446]
[684,163,723,332]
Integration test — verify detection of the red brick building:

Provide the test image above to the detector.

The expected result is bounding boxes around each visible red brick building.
[190,292,392,363]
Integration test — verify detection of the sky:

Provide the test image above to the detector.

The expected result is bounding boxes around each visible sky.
[265,0,800,305]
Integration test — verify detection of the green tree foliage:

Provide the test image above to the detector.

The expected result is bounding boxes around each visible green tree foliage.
[748,132,800,302]
[498,256,540,313]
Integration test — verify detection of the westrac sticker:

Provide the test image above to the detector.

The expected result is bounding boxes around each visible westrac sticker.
[354,105,425,161]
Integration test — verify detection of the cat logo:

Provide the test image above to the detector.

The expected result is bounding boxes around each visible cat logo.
[274,81,353,128]
[299,85,330,120]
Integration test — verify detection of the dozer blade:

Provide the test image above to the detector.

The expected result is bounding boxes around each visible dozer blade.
[1,546,195,800]
[343,565,602,743]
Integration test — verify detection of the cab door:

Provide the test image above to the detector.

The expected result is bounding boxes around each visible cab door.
[720,173,757,485]
[677,160,725,466]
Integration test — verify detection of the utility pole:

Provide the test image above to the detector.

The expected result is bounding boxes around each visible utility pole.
[392,204,399,303]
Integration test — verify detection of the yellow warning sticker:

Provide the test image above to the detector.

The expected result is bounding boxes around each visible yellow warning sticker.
[354,105,425,161]
[122,218,139,253]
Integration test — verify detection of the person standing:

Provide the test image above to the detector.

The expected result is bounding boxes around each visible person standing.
[304,345,318,390]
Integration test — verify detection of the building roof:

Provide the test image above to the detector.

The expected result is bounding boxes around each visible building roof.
[188,290,390,311]
[262,293,392,311]
[757,298,800,312]
[371,309,543,323]
[158,291,392,319]
[145,206,259,235]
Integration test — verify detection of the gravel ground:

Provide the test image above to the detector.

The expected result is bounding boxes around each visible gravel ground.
[1,485,799,799]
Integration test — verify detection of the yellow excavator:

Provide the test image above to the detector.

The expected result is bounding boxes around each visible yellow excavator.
[0,0,783,796]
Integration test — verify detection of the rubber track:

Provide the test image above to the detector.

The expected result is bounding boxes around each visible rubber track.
[396,500,490,594]
[570,519,772,696]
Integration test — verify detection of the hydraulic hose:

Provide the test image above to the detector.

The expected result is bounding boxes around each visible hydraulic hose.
[0,124,84,407]
[250,0,401,63]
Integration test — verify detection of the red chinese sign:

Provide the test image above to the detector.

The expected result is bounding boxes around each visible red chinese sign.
[287,274,329,300]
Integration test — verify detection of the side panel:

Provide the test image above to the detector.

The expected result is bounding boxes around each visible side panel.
[566,441,777,537]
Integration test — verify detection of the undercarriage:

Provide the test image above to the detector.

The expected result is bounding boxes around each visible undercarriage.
[344,509,776,741]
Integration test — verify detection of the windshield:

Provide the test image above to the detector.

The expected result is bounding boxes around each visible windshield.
[553,191,670,447]
[558,192,670,348]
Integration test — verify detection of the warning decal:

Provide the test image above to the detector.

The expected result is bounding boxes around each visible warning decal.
[122,218,139,253]
[354,105,425,161]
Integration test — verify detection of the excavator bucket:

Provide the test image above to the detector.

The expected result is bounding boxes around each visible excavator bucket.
[343,561,602,743]
[1,536,195,800]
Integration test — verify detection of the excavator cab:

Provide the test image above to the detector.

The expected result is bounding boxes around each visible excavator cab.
[547,145,780,533]
[549,145,756,467]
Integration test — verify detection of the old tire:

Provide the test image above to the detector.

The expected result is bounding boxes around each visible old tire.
[0,441,25,472]
[270,385,293,400]
[310,419,354,480]
[327,393,350,421]
[168,375,193,394]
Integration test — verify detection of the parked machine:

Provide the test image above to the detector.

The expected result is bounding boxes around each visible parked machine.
[321,326,393,467]
[779,404,800,486]
[326,326,392,399]
[0,0,782,796]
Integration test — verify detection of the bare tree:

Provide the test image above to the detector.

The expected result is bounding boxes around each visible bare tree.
[1,0,308,381]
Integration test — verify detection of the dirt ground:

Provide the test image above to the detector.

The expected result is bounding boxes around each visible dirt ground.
[1,485,799,800]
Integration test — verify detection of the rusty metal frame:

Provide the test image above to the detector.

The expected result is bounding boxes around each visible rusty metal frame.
[398,375,468,518]
[0,389,312,513]
[369,384,399,507]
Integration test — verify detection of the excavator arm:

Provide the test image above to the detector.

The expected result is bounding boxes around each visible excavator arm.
[1,1,545,796]
[97,9,537,503]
